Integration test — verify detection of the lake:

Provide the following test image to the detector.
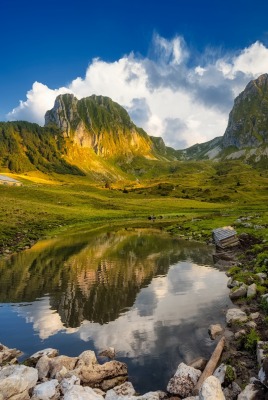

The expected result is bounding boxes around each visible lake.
[0,228,231,393]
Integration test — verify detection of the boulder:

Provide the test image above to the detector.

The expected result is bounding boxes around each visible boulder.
[0,343,22,365]
[256,273,267,283]
[199,376,225,400]
[105,382,135,400]
[49,356,78,379]
[258,357,268,388]
[77,350,97,367]
[246,321,257,330]
[189,357,207,371]
[213,363,226,384]
[60,375,81,395]
[250,312,260,320]
[237,381,267,399]
[0,365,38,399]
[226,309,247,325]
[223,382,241,400]
[64,385,104,400]
[27,348,59,366]
[167,362,201,398]
[229,284,247,300]
[208,324,223,340]
[99,347,115,359]
[36,355,51,380]
[32,379,59,400]
[75,360,128,389]
[247,283,257,298]
[257,341,268,366]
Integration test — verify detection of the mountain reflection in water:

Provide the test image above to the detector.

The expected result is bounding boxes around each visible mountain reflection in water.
[0,228,231,393]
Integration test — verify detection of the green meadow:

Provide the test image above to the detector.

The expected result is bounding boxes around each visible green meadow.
[0,159,268,254]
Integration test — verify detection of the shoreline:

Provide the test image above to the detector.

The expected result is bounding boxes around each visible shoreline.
[1,227,268,398]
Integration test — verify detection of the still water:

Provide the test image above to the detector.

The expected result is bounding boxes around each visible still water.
[0,228,231,393]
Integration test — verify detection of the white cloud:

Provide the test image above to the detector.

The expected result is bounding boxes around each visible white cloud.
[7,36,268,148]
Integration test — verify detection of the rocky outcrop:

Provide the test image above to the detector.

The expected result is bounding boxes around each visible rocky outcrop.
[45,94,166,160]
[223,74,268,149]
[166,362,201,397]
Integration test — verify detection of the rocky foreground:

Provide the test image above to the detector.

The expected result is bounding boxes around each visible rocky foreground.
[1,232,268,400]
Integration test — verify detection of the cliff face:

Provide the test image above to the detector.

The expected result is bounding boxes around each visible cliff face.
[223,74,268,148]
[45,94,162,160]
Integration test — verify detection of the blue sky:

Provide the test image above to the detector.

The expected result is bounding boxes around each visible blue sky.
[1,0,268,148]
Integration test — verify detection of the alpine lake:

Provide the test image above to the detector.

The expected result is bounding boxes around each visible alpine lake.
[0,227,232,393]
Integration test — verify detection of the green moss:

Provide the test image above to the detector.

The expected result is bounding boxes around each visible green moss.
[244,329,260,353]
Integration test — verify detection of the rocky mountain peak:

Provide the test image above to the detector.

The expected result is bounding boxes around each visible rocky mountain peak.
[223,73,268,148]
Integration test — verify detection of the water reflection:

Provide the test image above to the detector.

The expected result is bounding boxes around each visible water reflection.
[0,228,231,392]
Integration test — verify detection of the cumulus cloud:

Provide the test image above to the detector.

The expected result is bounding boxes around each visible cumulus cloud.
[7,36,268,148]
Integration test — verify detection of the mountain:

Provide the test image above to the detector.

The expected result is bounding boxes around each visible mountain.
[45,94,172,161]
[0,95,175,179]
[179,74,268,166]
[0,121,84,175]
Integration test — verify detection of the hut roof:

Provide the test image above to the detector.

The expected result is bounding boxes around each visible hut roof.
[212,226,237,243]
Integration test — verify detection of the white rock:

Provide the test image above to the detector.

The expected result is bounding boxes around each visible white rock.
[199,376,225,400]
[106,382,135,400]
[246,321,257,329]
[0,365,38,399]
[32,379,59,400]
[250,312,260,320]
[30,348,58,361]
[247,283,257,298]
[213,363,226,384]
[229,284,247,300]
[60,375,81,394]
[77,350,97,367]
[226,308,247,325]
[64,385,104,400]
[208,324,223,340]
[258,357,268,388]
[237,382,262,399]
[257,341,268,366]
[167,362,201,397]
[36,355,51,380]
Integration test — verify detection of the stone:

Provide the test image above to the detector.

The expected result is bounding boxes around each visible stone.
[76,360,128,388]
[247,283,257,298]
[213,363,226,384]
[258,357,268,388]
[49,356,78,379]
[208,324,223,340]
[166,362,201,398]
[77,350,97,367]
[256,273,267,283]
[199,376,225,400]
[64,385,104,400]
[29,348,59,364]
[226,308,247,325]
[235,330,246,340]
[257,341,268,366]
[250,312,260,320]
[100,376,127,391]
[0,343,22,365]
[32,379,59,400]
[106,382,136,399]
[223,382,241,400]
[99,347,115,359]
[261,293,268,303]
[60,375,81,394]
[227,278,233,288]
[229,284,247,300]
[36,355,51,380]
[0,365,38,399]
[189,357,207,371]
[246,321,257,330]
[237,381,267,399]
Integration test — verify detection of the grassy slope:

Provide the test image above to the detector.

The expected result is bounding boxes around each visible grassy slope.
[0,159,268,254]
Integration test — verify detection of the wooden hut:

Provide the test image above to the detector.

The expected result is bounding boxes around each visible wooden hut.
[212,226,239,249]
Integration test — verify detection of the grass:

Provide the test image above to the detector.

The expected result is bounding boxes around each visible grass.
[0,159,268,254]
